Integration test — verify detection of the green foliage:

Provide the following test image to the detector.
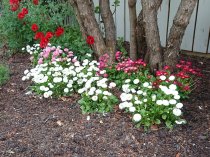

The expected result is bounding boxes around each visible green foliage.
[50,27,93,61]
[94,0,120,14]
[0,0,76,53]
[0,64,9,86]
[79,93,118,114]
[112,0,120,7]
[117,37,128,57]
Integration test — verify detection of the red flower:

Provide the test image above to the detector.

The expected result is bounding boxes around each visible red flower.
[55,27,64,37]
[34,32,44,40]
[9,0,19,5]
[31,23,38,32]
[33,0,39,5]
[45,32,54,39]
[10,4,19,11]
[86,36,94,45]
[22,8,28,15]
[40,37,49,48]
[17,12,25,20]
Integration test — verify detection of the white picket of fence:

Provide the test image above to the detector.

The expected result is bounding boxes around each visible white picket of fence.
[93,0,210,53]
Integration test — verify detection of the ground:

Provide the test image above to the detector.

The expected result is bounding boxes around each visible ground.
[0,53,210,157]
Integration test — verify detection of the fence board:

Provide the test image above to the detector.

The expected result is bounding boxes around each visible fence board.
[181,0,197,52]
[116,0,125,39]
[157,0,169,47]
[193,0,210,53]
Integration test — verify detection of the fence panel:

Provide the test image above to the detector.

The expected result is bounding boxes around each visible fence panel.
[192,0,210,53]
[113,0,210,53]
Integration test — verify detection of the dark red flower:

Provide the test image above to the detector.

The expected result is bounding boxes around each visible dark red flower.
[22,8,28,15]
[34,32,44,40]
[33,0,39,5]
[10,4,19,11]
[86,36,94,45]
[9,0,19,5]
[55,27,64,37]
[40,37,49,48]
[17,12,25,20]
[183,85,190,91]
[31,23,38,32]
[45,32,54,39]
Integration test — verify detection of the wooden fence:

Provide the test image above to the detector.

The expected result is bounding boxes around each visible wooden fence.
[93,0,210,54]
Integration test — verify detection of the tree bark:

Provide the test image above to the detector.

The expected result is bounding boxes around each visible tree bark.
[141,0,163,73]
[99,0,116,63]
[128,0,137,60]
[69,0,87,38]
[69,0,107,59]
[164,0,198,69]
[137,0,162,61]
[136,11,147,58]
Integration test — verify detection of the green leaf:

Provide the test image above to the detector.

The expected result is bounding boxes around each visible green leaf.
[155,119,161,125]
[162,114,167,120]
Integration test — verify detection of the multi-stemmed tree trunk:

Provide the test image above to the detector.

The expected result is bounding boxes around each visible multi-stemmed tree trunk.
[141,0,197,71]
[128,0,137,60]
[70,0,198,72]
[69,0,116,62]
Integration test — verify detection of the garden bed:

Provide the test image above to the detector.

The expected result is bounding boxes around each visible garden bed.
[0,53,210,156]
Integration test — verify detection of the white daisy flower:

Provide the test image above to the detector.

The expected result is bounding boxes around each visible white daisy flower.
[173,108,182,116]
[133,114,142,122]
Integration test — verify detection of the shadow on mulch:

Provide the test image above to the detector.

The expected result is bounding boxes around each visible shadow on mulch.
[0,53,210,157]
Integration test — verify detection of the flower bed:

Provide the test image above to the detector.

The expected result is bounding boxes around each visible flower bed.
[22,44,202,129]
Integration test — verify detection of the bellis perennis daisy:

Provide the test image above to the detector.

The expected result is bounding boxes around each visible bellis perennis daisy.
[22,45,198,129]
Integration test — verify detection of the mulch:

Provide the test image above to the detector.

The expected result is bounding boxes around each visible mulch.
[0,53,210,157]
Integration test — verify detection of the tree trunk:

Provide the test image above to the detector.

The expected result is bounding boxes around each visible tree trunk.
[69,0,87,38]
[128,0,137,60]
[99,0,116,63]
[141,0,163,73]
[164,0,198,69]
[69,0,107,59]
[136,11,147,59]
[137,0,162,61]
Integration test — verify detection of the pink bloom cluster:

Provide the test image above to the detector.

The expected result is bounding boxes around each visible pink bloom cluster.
[115,51,122,61]
[99,54,109,70]
[38,46,74,64]
[116,58,146,74]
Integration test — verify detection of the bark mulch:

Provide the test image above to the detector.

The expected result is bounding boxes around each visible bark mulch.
[0,53,210,157]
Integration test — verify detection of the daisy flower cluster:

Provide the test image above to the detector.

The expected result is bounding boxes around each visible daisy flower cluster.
[78,77,118,113]
[115,58,146,74]
[22,48,201,129]
[22,44,118,113]
[119,76,186,129]
[155,64,202,98]
[23,44,75,65]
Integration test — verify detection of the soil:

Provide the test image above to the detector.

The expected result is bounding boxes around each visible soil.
[0,53,210,157]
